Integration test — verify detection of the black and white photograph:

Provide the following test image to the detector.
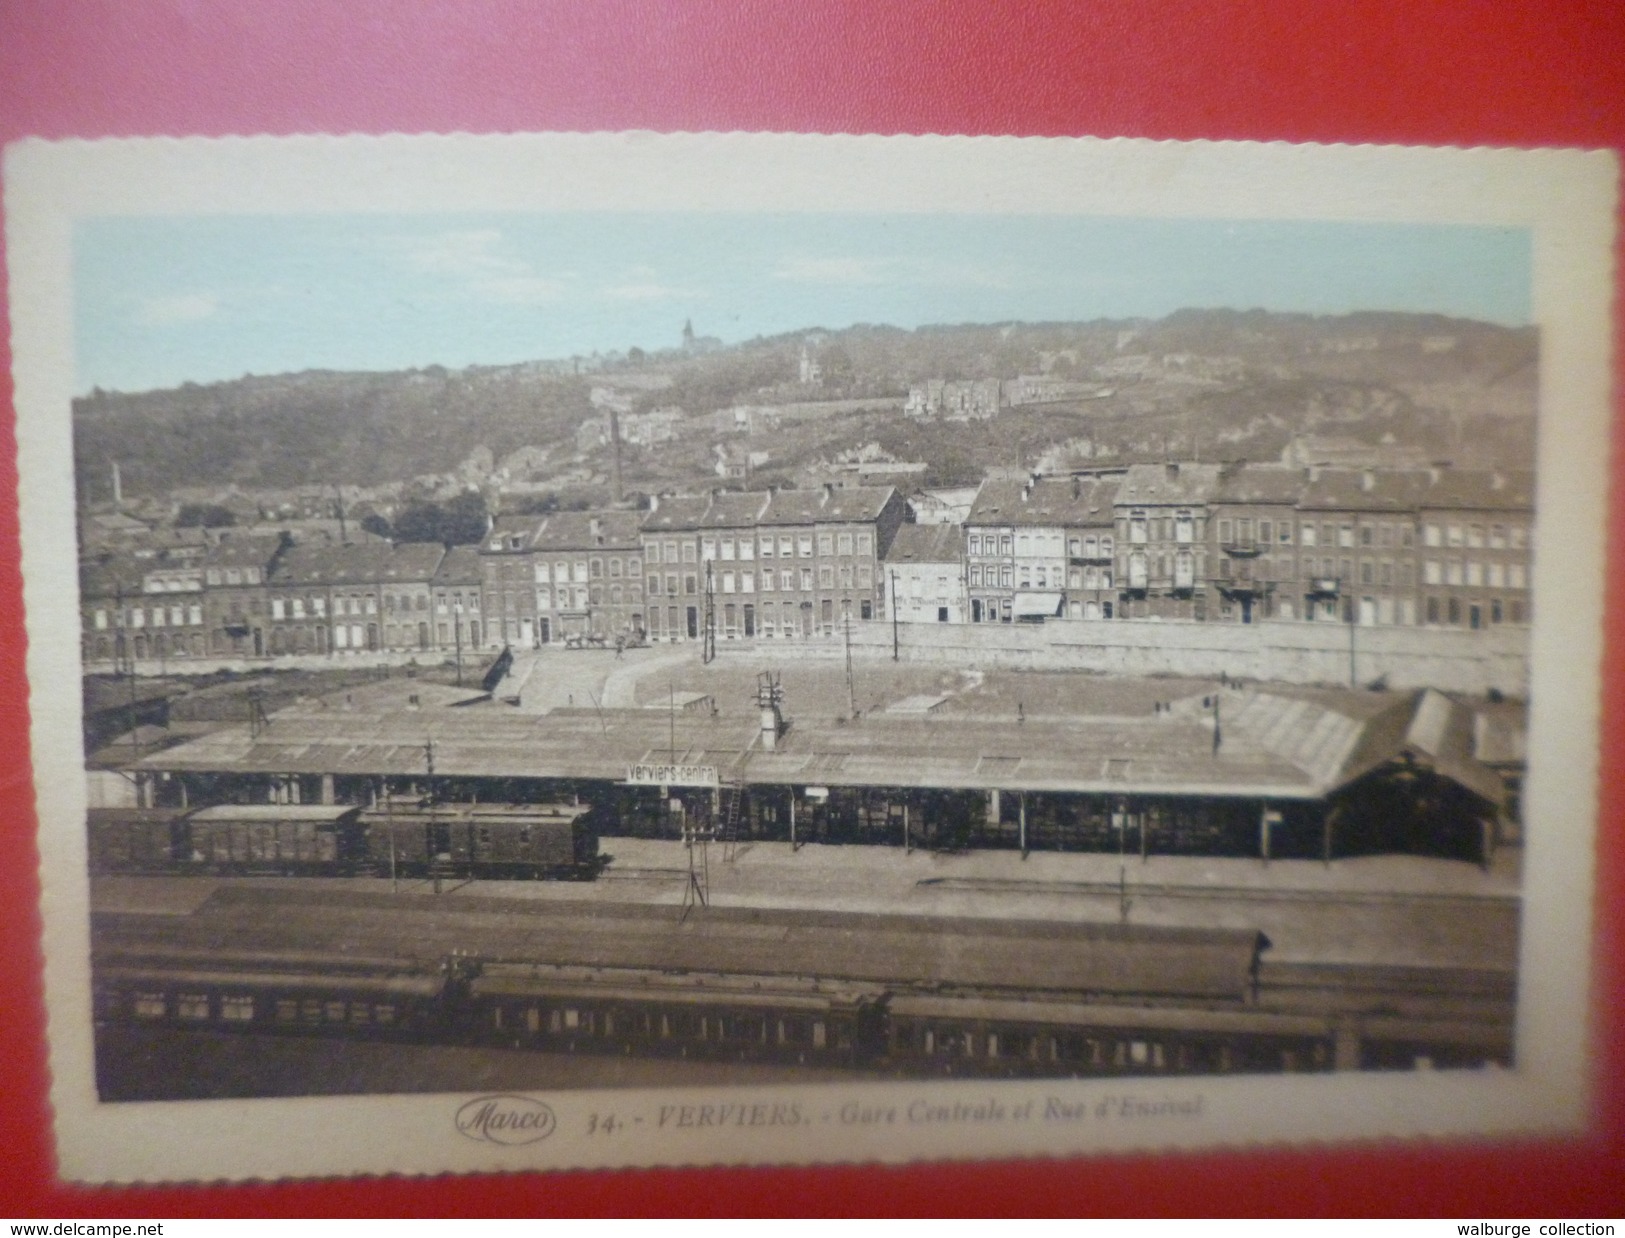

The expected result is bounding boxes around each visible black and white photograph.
[7,132,1613,1182]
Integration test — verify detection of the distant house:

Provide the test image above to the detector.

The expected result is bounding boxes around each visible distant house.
[903,378,1001,421]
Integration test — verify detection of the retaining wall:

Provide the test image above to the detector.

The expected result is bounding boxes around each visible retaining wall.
[722,618,1529,696]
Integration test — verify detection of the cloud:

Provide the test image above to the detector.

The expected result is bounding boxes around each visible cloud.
[471,275,568,305]
[601,282,689,302]
[772,256,892,285]
[394,228,566,305]
[771,254,1015,291]
[134,292,219,326]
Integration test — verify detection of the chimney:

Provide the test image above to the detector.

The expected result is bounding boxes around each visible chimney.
[589,516,603,542]
[821,483,834,505]
[1072,476,1081,500]
[648,493,660,513]
[111,460,123,507]
[1165,462,1179,483]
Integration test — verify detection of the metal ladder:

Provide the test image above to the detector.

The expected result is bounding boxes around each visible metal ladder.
[718,781,747,864]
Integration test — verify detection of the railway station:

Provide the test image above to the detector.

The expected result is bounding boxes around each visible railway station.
[87,658,1523,1089]
[120,665,1514,866]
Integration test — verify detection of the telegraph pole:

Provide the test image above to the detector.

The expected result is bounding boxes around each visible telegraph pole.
[701,560,716,664]
[453,600,464,686]
[890,570,900,661]
[844,612,856,718]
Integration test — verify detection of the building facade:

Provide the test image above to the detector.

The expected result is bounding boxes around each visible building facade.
[883,523,967,624]
[1113,463,1221,621]
[531,510,645,642]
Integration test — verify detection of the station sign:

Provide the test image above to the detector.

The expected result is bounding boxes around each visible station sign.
[625,762,719,788]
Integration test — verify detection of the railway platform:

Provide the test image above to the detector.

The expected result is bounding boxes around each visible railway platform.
[93,835,1520,972]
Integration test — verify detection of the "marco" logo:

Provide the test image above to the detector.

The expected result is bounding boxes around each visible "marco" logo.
[454,1094,557,1146]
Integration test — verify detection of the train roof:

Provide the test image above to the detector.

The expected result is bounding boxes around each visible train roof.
[186,804,361,823]
[94,886,1269,1005]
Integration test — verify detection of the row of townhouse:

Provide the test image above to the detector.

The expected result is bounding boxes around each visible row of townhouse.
[80,535,486,662]
[79,462,1534,666]
[961,462,1535,630]
[480,485,911,649]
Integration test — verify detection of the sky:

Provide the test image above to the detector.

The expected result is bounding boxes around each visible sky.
[73,212,1532,395]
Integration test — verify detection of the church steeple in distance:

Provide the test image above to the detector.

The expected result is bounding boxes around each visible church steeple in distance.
[682,319,695,348]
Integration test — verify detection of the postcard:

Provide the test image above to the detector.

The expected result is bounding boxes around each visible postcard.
[4,131,1615,1182]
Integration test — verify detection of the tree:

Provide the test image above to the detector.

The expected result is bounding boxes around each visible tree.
[359,512,393,541]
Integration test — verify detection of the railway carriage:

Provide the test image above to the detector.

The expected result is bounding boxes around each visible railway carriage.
[87,806,191,874]
[91,949,451,1040]
[183,804,368,874]
[360,800,599,879]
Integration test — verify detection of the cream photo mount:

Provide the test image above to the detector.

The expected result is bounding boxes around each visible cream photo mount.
[4,131,1615,1183]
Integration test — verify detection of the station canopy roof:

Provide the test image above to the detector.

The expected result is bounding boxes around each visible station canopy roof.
[135,680,1505,805]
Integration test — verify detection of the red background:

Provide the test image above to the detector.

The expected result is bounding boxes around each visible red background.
[1,1,1621,1217]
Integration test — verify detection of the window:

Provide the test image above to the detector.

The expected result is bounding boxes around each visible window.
[837,532,853,555]
[1130,511,1148,544]
[270,598,285,620]
[856,533,873,555]
[721,571,735,594]
[1338,524,1354,548]
[817,533,834,555]
[761,569,774,592]
[799,568,813,591]
[682,542,697,563]
[1218,519,1232,544]
[798,535,813,558]
[781,570,795,592]
[647,543,661,565]
[647,575,660,596]
[1360,525,1373,547]
[1468,524,1484,548]
[1489,524,1506,549]
[1447,524,1464,547]
[1259,519,1272,543]
[1446,561,1463,586]
[589,558,603,579]
[1488,563,1505,587]
[609,557,623,577]
[969,534,982,555]
[969,565,982,586]
[759,537,773,559]
[1467,561,1483,586]
[667,573,679,596]
[1509,525,1526,550]
[818,565,834,588]
[779,536,794,557]
[720,539,735,561]
[1509,564,1526,589]
[1300,523,1317,547]
[1425,524,1442,547]
[1360,561,1374,585]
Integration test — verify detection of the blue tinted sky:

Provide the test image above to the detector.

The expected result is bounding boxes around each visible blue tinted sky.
[74,213,1531,394]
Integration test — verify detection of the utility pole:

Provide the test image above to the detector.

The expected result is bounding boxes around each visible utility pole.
[890,569,900,661]
[701,559,716,664]
[453,600,464,686]
[843,612,856,718]
[1346,581,1358,688]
